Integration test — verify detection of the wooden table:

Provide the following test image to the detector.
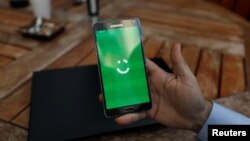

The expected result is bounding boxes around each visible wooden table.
[0,0,250,140]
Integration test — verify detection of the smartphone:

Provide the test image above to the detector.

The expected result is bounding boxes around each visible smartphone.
[93,18,152,118]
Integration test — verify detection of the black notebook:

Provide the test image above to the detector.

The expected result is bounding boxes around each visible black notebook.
[28,58,172,141]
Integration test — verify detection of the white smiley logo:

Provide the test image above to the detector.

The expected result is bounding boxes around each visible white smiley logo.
[116,59,130,74]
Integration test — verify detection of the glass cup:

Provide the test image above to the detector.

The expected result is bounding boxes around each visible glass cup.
[30,0,51,19]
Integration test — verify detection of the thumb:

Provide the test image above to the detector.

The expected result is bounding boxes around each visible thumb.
[170,44,194,80]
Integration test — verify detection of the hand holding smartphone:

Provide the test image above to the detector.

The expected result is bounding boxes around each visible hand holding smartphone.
[93,18,152,118]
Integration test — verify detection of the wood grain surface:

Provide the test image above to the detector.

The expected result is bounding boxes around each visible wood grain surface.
[0,56,12,67]
[196,50,221,100]
[220,54,245,96]
[143,38,164,59]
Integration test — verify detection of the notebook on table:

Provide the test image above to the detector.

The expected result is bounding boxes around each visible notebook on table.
[28,58,172,141]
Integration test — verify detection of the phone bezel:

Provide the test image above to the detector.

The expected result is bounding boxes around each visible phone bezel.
[92,18,152,118]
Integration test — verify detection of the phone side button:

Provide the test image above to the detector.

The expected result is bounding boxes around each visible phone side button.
[121,106,137,113]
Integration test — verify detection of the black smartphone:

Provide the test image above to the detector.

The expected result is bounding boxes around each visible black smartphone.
[92,18,152,118]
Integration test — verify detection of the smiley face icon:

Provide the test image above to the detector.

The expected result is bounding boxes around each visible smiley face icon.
[116,59,130,74]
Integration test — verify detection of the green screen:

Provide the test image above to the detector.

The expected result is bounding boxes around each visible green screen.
[96,26,150,109]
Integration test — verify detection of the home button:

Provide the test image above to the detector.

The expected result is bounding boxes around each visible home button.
[122,106,137,113]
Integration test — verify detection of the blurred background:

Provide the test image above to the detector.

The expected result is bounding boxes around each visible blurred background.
[4,0,250,20]
[0,0,249,141]
[204,0,250,20]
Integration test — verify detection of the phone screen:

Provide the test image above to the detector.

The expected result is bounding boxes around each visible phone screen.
[95,24,150,110]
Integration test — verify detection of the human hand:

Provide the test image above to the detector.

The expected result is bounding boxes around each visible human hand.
[99,43,212,132]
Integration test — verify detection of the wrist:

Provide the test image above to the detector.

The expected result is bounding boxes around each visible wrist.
[191,100,212,133]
